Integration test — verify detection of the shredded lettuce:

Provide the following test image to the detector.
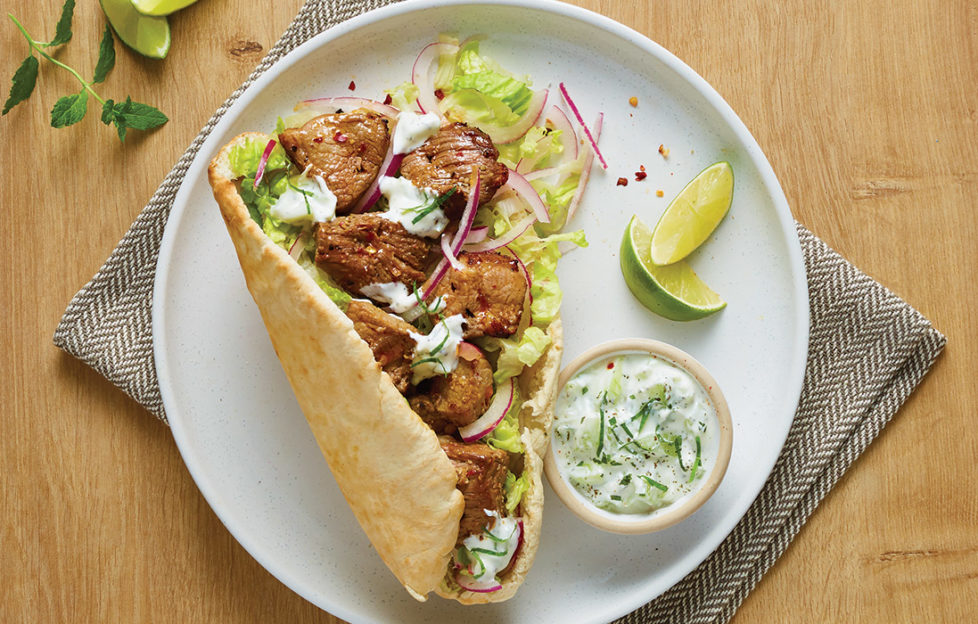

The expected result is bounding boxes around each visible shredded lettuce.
[504,471,530,514]
[492,326,551,384]
[296,253,351,311]
[451,40,533,115]
[227,135,289,179]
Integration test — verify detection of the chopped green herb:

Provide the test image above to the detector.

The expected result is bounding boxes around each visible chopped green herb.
[688,435,702,482]
[619,474,632,486]
[410,187,456,224]
[610,494,622,501]
[641,475,668,492]
[672,435,688,471]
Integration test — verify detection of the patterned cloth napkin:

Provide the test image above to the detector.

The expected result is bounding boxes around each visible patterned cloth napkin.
[53,1,946,622]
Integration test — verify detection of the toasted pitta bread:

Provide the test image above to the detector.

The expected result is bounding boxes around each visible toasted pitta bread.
[208,132,560,603]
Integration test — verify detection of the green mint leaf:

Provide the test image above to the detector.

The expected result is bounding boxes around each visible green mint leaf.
[115,120,128,142]
[92,24,115,84]
[117,98,168,130]
[50,89,88,128]
[46,0,76,47]
[101,99,115,124]
[2,55,39,115]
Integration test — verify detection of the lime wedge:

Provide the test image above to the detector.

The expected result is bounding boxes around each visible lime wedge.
[621,215,726,321]
[130,0,198,17]
[650,161,733,266]
[100,0,170,59]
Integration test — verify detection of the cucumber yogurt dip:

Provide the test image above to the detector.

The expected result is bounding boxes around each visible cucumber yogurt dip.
[552,351,720,515]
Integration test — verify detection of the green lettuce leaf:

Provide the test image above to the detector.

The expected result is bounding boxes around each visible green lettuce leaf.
[384,81,419,111]
[504,471,530,514]
[492,326,551,384]
[451,40,532,115]
[227,135,289,179]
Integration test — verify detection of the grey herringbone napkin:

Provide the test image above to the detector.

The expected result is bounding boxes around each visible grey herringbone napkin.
[53,1,946,622]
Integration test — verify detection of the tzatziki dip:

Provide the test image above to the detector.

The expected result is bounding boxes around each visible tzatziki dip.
[552,351,719,515]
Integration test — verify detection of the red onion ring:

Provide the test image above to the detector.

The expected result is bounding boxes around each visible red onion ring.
[351,152,404,214]
[565,112,603,226]
[253,139,277,190]
[294,96,400,118]
[459,378,515,442]
[547,104,578,162]
[412,42,458,117]
[441,232,464,271]
[288,233,306,261]
[558,82,608,169]
[462,213,537,253]
[504,245,533,326]
[465,226,489,243]
[499,169,550,223]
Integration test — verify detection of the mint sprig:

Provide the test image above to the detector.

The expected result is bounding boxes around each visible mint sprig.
[3,0,167,141]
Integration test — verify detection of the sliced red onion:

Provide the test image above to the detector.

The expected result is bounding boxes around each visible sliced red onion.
[294,96,400,118]
[460,378,515,442]
[351,152,404,214]
[504,245,533,326]
[420,257,450,301]
[462,213,537,253]
[521,166,559,182]
[412,42,458,117]
[440,232,464,271]
[450,171,481,257]
[510,518,525,566]
[565,112,603,225]
[253,139,277,190]
[547,104,578,162]
[501,169,550,223]
[465,226,489,244]
[288,232,307,261]
[464,88,548,145]
[558,82,607,170]
[457,341,482,362]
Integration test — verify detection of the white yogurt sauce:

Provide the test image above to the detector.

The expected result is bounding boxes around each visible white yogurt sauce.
[392,110,441,154]
[378,176,450,238]
[269,169,337,224]
[552,352,719,514]
[359,281,448,316]
[453,512,522,591]
[409,314,465,383]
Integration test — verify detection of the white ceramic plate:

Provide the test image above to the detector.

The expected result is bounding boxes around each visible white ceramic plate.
[153,2,809,622]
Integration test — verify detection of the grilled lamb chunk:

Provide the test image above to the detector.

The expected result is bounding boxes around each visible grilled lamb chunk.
[315,214,433,296]
[439,438,509,543]
[399,123,508,214]
[430,252,526,339]
[344,300,416,394]
[278,109,390,214]
[409,352,494,435]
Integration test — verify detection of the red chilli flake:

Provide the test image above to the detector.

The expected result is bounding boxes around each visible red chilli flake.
[348,80,356,91]
[383,93,393,105]
[635,171,648,182]
[312,136,324,144]
[434,89,445,100]
[334,132,348,143]
[617,177,629,186]
[607,362,615,369]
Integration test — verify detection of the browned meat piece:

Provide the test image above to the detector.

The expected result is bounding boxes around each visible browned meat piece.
[344,300,416,393]
[399,123,508,214]
[430,252,526,339]
[278,109,390,214]
[439,438,509,543]
[409,352,494,435]
[315,214,433,295]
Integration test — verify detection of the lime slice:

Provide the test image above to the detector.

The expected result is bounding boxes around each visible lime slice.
[650,161,733,266]
[130,0,198,17]
[100,0,170,59]
[621,215,726,321]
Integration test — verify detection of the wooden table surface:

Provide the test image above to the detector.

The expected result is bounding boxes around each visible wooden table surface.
[3,0,975,622]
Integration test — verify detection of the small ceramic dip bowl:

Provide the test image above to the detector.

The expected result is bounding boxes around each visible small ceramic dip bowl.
[544,338,732,534]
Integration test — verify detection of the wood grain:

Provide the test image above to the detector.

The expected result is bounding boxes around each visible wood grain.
[2,1,975,622]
